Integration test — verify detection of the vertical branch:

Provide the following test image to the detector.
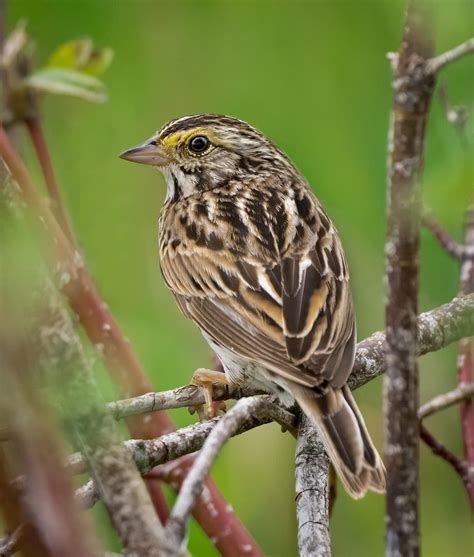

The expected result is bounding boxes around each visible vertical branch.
[384,2,435,556]
[458,205,474,507]
[34,280,167,556]
[295,415,330,557]
[25,117,76,244]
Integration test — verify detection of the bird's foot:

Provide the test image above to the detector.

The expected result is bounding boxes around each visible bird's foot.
[189,368,229,420]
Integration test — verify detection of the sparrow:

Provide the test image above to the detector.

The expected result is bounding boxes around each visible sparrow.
[120,114,386,498]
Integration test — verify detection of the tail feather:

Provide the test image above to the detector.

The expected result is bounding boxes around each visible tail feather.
[288,382,386,499]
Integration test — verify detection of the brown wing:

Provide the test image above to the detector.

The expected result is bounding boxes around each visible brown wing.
[159,178,355,389]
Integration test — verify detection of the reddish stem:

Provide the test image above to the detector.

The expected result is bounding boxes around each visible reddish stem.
[0,124,263,555]
[25,117,75,245]
[458,205,474,509]
[422,212,466,260]
[420,425,469,484]
[150,455,263,557]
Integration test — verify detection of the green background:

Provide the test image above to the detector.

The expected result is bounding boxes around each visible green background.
[8,1,473,555]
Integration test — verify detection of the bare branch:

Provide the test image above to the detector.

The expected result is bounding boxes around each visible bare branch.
[0,524,24,557]
[107,384,262,420]
[31,280,167,556]
[419,383,474,419]
[350,293,474,390]
[420,425,470,483]
[295,415,330,557]
[426,37,474,75]
[25,117,76,244]
[384,2,435,554]
[164,398,287,553]
[422,211,469,260]
[74,399,296,508]
[105,293,474,424]
[458,205,474,508]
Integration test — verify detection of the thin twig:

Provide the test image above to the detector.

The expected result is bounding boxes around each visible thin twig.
[422,211,469,260]
[426,37,474,75]
[384,2,435,555]
[107,384,262,420]
[420,425,470,483]
[0,523,24,557]
[74,399,295,507]
[458,205,474,509]
[164,398,285,553]
[350,292,474,390]
[25,117,76,244]
[295,415,331,557]
[419,383,474,419]
[437,83,469,144]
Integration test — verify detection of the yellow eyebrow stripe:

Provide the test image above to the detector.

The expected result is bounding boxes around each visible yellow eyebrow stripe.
[160,127,217,148]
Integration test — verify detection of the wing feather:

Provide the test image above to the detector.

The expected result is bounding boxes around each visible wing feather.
[159,179,355,389]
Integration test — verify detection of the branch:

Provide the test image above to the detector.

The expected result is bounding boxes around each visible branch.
[349,293,474,390]
[67,293,474,515]
[0,524,23,557]
[163,398,291,553]
[384,2,435,554]
[420,425,470,483]
[105,293,474,423]
[24,117,76,244]
[426,38,474,75]
[32,279,167,556]
[458,205,474,508]
[25,293,473,487]
[422,212,469,260]
[295,415,330,557]
[73,399,295,508]
[418,383,474,419]
[107,384,262,420]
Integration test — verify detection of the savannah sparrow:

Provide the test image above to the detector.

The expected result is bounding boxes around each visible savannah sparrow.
[120,114,386,498]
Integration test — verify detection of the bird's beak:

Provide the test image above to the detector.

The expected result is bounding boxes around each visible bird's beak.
[119,137,170,166]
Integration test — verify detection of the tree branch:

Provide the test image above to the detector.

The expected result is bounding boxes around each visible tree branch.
[422,211,470,260]
[458,205,474,508]
[103,293,474,423]
[350,293,474,390]
[418,383,474,419]
[426,37,474,75]
[107,384,262,420]
[164,398,288,553]
[384,2,435,554]
[32,279,167,556]
[295,415,330,557]
[72,399,295,508]
[420,425,470,483]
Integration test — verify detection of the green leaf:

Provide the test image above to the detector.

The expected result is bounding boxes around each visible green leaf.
[47,39,113,76]
[80,47,114,76]
[24,68,107,103]
[47,39,93,70]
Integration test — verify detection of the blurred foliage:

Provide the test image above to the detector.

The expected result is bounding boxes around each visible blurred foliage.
[7,1,474,556]
[2,24,113,104]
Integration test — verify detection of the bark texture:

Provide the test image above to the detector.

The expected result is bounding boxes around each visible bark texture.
[384,2,435,555]
[295,415,331,557]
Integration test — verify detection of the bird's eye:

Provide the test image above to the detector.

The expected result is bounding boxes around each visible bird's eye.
[189,135,210,154]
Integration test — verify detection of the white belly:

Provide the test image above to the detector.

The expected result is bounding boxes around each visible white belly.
[203,332,296,408]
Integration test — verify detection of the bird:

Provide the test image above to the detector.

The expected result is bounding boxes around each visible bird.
[120,114,386,498]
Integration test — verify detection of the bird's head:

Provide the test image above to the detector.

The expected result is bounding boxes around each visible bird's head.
[120,114,295,201]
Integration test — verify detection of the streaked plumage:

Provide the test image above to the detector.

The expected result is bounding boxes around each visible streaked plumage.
[120,114,386,498]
